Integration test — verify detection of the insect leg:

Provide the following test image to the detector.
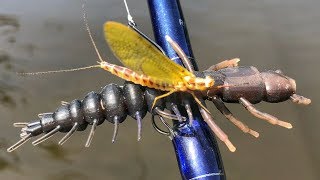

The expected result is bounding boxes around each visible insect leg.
[58,123,79,145]
[165,35,194,73]
[32,125,61,146]
[165,94,185,122]
[239,97,292,129]
[123,82,147,141]
[85,119,98,147]
[60,101,69,106]
[184,103,194,125]
[156,36,215,123]
[8,114,55,151]
[145,88,184,121]
[199,108,236,152]
[7,133,32,152]
[189,91,211,115]
[112,117,119,143]
[290,94,311,105]
[13,122,29,128]
[153,107,186,121]
[171,104,183,122]
[206,58,240,71]
[82,92,105,147]
[136,113,142,141]
[151,90,177,110]
[100,84,127,143]
[165,37,201,124]
[38,112,53,118]
[211,96,259,138]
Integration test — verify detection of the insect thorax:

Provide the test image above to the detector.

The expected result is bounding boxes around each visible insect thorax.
[182,76,215,91]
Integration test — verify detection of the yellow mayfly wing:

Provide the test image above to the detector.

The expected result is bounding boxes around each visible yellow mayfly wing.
[103,21,193,85]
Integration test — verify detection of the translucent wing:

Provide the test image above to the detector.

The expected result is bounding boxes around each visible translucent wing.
[104,21,193,85]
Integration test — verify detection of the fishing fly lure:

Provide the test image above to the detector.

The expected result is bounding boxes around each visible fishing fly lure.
[8,7,311,152]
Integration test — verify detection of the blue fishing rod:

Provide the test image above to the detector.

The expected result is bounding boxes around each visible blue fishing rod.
[146,0,226,179]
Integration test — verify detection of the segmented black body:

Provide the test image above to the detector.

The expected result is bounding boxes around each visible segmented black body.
[44,83,162,134]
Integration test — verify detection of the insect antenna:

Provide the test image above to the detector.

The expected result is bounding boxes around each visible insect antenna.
[18,65,101,76]
[82,2,105,63]
[14,2,105,76]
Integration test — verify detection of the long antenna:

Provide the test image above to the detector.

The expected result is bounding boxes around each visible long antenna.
[82,1,105,63]
[18,65,100,75]
[16,1,105,76]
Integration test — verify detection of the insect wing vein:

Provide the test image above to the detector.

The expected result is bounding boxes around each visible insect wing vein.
[104,21,193,85]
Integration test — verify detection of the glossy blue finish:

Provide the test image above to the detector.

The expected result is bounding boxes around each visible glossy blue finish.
[172,114,225,180]
[147,0,198,70]
[147,0,226,179]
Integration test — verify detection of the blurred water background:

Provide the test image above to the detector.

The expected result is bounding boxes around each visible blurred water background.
[0,0,319,179]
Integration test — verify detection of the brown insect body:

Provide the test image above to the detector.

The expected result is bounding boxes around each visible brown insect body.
[202,66,301,104]
[99,61,214,92]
